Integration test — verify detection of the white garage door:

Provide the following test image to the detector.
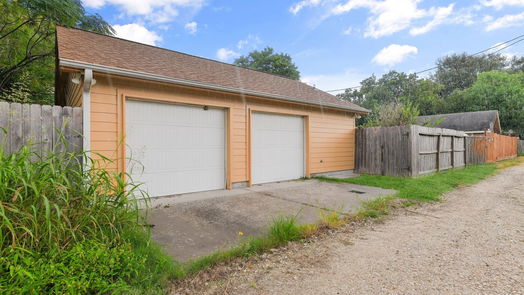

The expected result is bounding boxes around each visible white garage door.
[252,112,304,184]
[126,100,225,197]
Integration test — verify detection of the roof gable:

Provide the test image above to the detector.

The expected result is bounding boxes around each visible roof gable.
[55,26,368,113]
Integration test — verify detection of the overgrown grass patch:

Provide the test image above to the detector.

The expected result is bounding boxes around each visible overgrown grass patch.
[0,145,175,294]
[495,156,524,169]
[356,196,394,219]
[319,208,345,228]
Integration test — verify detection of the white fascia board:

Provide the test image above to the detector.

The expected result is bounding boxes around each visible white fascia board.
[59,58,370,114]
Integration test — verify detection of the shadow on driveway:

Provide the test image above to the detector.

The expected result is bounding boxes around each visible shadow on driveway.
[146,179,396,262]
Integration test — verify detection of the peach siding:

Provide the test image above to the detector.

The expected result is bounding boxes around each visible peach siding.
[84,73,356,184]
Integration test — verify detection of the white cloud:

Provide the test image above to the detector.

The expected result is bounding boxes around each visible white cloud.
[410,4,454,35]
[82,0,204,23]
[289,0,322,15]
[329,0,455,38]
[82,0,105,8]
[342,27,353,35]
[301,68,369,94]
[372,44,418,66]
[486,12,524,31]
[482,15,494,22]
[481,0,524,10]
[184,21,198,34]
[236,34,262,50]
[217,35,263,62]
[216,48,240,61]
[113,23,162,46]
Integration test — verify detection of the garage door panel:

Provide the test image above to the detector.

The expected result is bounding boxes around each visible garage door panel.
[126,100,225,196]
[252,113,304,184]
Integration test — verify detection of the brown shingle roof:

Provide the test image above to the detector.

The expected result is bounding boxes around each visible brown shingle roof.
[417,110,501,133]
[56,26,369,113]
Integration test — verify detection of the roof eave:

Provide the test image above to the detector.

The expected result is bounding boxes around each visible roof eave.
[59,58,370,114]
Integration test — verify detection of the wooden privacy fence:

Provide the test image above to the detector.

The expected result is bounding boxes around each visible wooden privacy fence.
[355,125,467,177]
[466,133,518,163]
[465,136,487,165]
[356,125,519,177]
[488,133,518,161]
[0,101,83,155]
[519,140,524,155]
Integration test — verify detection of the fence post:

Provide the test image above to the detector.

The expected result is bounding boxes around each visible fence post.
[436,133,442,171]
[451,136,455,168]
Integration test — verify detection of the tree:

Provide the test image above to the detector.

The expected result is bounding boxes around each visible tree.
[508,56,524,73]
[0,0,114,104]
[337,71,442,125]
[447,71,524,135]
[234,47,301,80]
[433,53,507,97]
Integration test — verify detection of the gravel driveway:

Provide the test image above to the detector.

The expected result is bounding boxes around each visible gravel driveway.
[172,163,524,294]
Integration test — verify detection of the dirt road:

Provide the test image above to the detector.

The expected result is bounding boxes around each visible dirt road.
[173,164,524,294]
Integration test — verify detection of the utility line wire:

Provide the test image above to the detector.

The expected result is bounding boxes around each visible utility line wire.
[325,33,524,93]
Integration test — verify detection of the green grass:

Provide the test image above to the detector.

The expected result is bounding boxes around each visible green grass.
[174,215,305,278]
[318,164,498,202]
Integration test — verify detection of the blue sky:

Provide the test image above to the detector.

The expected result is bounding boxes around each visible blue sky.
[82,0,524,92]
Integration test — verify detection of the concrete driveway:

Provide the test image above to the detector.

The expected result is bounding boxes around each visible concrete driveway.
[146,179,396,262]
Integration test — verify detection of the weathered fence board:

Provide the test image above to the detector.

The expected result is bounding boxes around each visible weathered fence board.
[356,125,467,177]
[519,140,524,155]
[0,102,83,155]
[466,137,487,165]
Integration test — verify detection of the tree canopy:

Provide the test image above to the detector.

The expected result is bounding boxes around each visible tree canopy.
[447,71,524,135]
[338,53,524,136]
[234,47,301,80]
[0,0,114,104]
[433,53,507,97]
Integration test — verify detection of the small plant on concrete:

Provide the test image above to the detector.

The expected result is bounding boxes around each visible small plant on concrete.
[298,224,318,237]
[319,207,346,228]
[268,215,302,244]
[357,197,392,219]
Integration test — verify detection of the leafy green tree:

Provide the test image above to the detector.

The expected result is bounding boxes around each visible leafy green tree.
[234,47,301,80]
[338,71,418,109]
[433,53,507,97]
[508,56,524,73]
[0,0,114,104]
[338,71,442,125]
[448,71,524,135]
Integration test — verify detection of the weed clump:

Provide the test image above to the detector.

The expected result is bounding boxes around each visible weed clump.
[0,146,174,293]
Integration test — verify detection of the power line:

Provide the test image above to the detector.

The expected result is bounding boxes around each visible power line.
[325,33,524,93]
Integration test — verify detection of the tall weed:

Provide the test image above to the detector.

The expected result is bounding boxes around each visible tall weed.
[0,144,174,293]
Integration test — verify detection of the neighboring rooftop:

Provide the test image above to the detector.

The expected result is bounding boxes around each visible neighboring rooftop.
[417,110,501,133]
[55,26,369,113]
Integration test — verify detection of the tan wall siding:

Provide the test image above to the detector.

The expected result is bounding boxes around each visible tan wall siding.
[86,74,356,183]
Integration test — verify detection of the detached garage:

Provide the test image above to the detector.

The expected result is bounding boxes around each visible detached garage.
[55,26,369,197]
